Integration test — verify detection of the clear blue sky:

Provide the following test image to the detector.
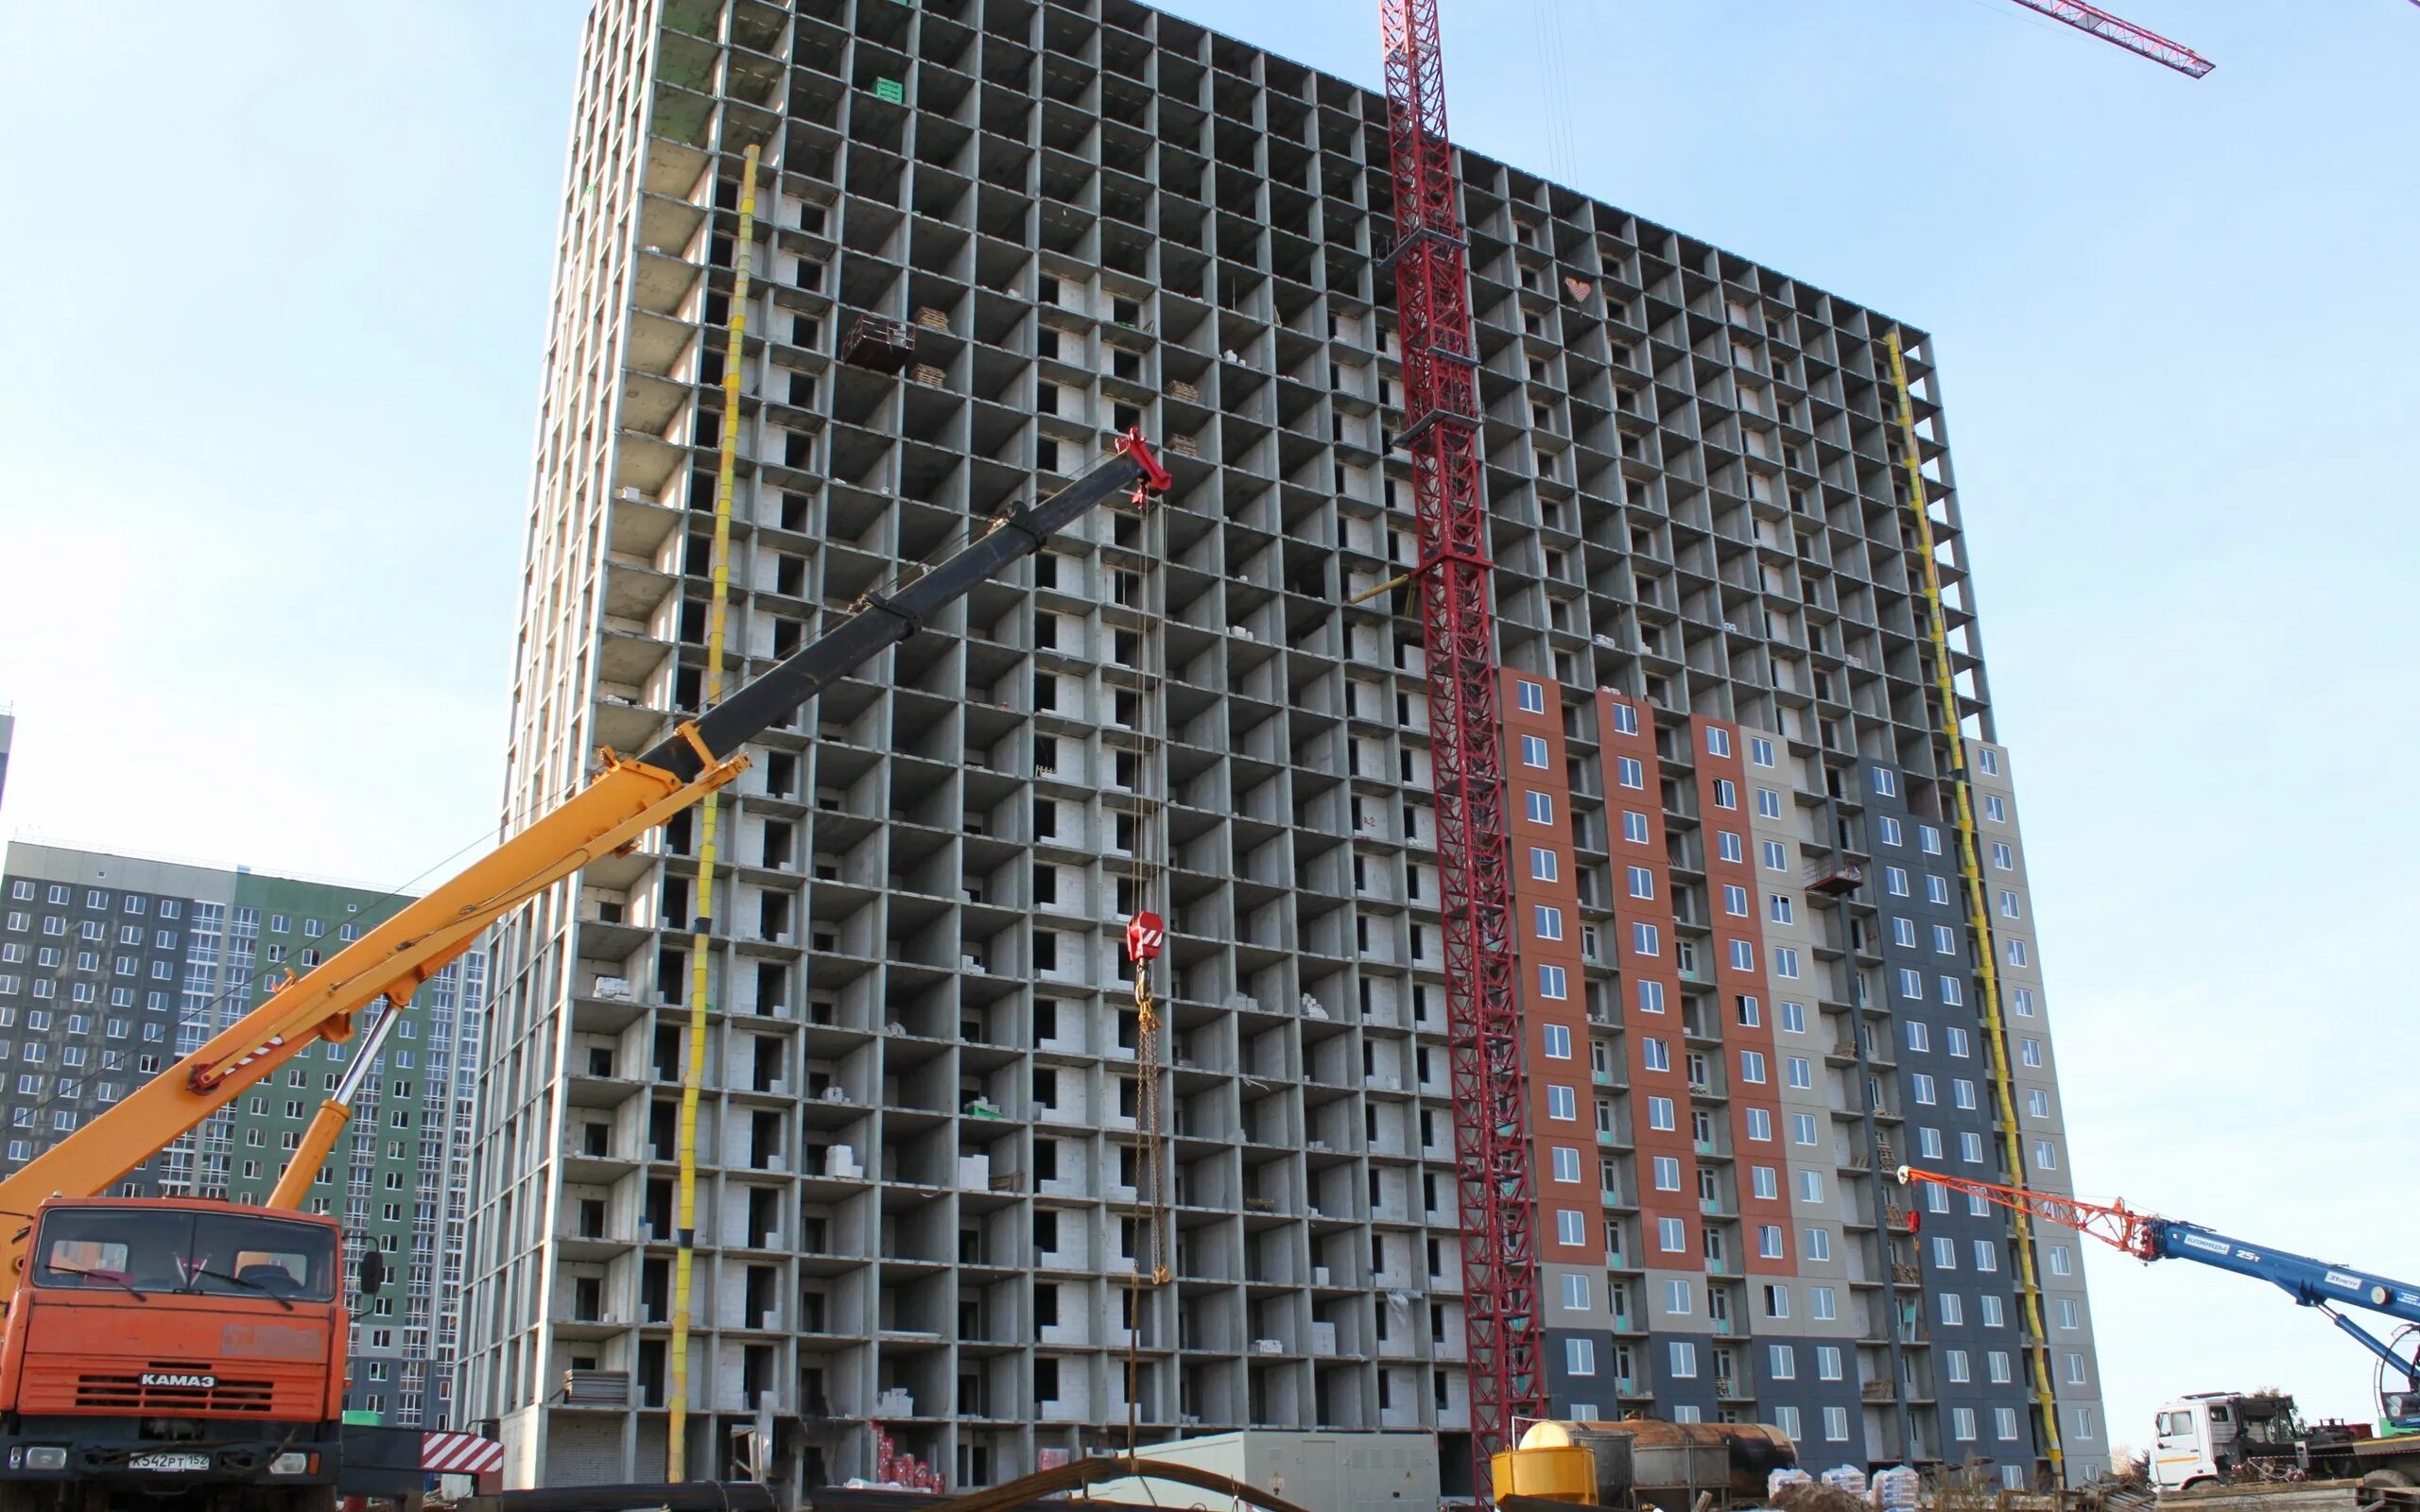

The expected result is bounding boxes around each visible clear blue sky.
[2,0,2413,1462]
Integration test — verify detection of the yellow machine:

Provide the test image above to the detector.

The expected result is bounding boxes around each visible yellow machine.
[1492,1418,1798,1508]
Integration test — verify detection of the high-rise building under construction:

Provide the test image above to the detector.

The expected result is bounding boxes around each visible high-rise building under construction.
[461,0,2106,1494]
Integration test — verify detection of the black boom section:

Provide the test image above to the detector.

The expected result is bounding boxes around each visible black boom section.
[641,438,1165,783]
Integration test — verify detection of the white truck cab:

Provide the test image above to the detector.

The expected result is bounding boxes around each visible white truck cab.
[2152,1392,2309,1492]
[2153,1395,2238,1491]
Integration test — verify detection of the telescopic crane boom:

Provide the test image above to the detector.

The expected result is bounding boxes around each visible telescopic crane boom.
[0,433,1172,1272]
[1898,1165,2420,1427]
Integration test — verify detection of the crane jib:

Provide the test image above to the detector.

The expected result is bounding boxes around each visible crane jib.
[642,435,1166,783]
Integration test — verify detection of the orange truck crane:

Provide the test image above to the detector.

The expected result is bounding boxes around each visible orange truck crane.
[0,435,1169,1512]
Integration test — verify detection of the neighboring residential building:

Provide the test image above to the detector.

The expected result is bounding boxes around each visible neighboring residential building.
[0,707,15,815]
[461,0,2104,1496]
[0,841,484,1430]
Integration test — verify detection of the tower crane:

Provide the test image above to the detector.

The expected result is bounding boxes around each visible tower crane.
[2002,0,2214,77]
[1376,1,1545,1496]
[1376,0,2204,1501]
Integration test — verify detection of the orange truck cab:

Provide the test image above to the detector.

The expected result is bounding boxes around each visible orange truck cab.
[0,1196,374,1510]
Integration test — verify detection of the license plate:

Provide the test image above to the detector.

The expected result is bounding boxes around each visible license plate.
[128,1452,211,1473]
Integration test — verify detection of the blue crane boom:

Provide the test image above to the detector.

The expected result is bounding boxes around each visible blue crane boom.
[1897,1165,2420,1427]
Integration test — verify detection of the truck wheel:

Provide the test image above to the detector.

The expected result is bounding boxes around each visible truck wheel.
[2360,1469,2414,1507]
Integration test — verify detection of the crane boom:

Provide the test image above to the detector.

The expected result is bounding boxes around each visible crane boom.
[1378,0,1546,1489]
[1898,1166,2420,1406]
[2000,0,2214,77]
[0,433,1172,1280]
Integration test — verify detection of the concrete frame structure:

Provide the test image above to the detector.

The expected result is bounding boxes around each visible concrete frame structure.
[462,0,2105,1494]
[0,841,485,1431]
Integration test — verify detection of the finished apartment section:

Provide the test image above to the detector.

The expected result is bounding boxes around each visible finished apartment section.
[464,0,2104,1494]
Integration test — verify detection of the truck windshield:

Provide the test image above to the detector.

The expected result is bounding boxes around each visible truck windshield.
[31,1209,337,1304]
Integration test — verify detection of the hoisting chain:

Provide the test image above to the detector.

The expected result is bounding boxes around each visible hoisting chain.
[1116,475,1169,1457]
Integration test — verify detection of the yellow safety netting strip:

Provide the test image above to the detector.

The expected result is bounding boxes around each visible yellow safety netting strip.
[669,139,759,1482]
[1886,329,2064,1482]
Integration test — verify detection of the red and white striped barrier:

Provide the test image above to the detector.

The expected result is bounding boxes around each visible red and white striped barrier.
[422,1432,506,1475]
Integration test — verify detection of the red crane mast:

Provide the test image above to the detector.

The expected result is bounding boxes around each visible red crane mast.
[1377,0,1546,1490]
[1371,0,2203,1496]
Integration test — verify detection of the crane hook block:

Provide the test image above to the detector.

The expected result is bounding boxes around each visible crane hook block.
[1115,427,1174,495]
[1125,910,1165,963]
